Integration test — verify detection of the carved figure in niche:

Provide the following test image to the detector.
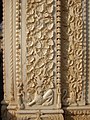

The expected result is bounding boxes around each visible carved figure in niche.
[27,75,54,106]
[17,81,25,109]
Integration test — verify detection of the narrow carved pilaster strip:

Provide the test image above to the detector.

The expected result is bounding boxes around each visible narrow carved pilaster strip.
[15,0,21,83]
[82,0,86,104]
[61,0,84,106]
[2,0,6,100]
[10,0,14,102]
[15,0,23,108]
[68,0,83,105]
[56,0,61,108]
[86,0,90,104]
[15,0,24,109]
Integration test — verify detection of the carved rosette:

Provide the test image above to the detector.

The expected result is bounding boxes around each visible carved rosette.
[61,0,84,106]
[26,0,55,107]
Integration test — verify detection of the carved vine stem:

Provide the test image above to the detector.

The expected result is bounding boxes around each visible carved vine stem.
[10,0,14,102]
[2,0,6,100]
[56,0,61,108]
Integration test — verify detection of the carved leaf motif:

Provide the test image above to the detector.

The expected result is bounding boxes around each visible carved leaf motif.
[37,4,44,12]
[35,58,45,68]
[26,0,55,106]
[48,53,54,60]
[48,31,53,39]
[31,0,35,4]
[30,56,35,63]
[29,16,35,23]
[42,48,47,55]
[68,0,74,6]
[47,0,53,5]
[36,42,42,48]
[47,5,53,13]
[62,0,83,106]
[48,62,54,70]
[28,49,34,56]
[29,9,34,15]
[47,23,54,30]
[36,31,42,39]
[35,0,42,2]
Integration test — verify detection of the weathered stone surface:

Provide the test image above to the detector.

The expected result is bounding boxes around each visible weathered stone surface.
[1,0,89,120]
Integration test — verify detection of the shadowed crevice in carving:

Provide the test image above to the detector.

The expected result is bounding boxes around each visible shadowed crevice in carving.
[61,0,69,107]
[0,49,3,120]
[0,0,2,24]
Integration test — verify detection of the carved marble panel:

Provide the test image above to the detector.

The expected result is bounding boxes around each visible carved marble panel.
[26,0,55,108]
[2,0,63,119]
[1,0,88,120]
[61,0,85,106]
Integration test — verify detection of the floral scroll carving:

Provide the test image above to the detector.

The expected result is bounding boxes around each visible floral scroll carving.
[61,0,84,106]
[26,0,55,106]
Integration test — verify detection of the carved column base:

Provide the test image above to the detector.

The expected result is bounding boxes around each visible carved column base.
[64,106,90,120]
[1,101,17,120]
[16,109,64,120]
[1,100,8,120]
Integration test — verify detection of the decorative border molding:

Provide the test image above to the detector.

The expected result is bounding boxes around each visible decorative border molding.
[15,0,24,109]
[64,106,90,115]
[82,0,87,105]
[61,0,84,106]
[10,0,14,102]
[15,0,21,83]
[56,0,61,108]
[2,0,6,101]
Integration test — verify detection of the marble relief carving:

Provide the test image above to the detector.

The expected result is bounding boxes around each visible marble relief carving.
[61,0,84,106]
[26,0,55,107]
[2,0,89,119]
[15,0,25,109]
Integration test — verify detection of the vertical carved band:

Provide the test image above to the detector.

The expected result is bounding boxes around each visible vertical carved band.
[67,0,83,105]
[15,0,21,83]
[61,0,84,106]
[10,0,14,102]
[2,0,6,100]
[15,0,22,106]
[15,0,24,109]
[82,0,86,104]
[56,0,61,108]
[26,0,55,107]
